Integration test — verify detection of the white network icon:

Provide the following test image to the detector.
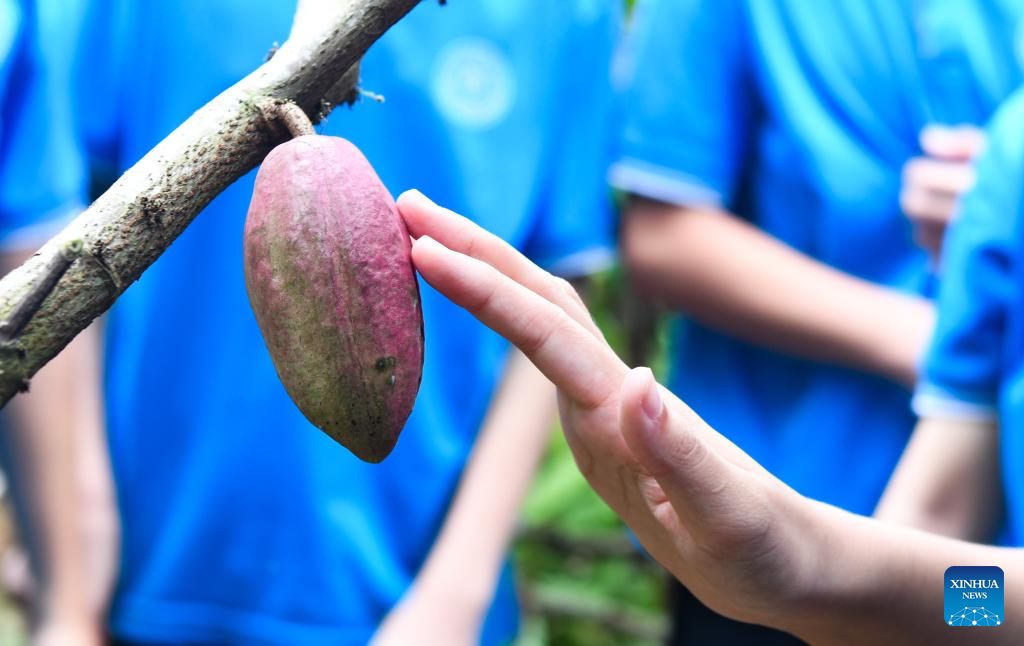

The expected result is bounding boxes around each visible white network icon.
[948,607,1001,626]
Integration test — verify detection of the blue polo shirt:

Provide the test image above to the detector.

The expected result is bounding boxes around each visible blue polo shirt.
[74,1,619,644]
[914,89,1024,546]
[612,0,1023,515]
[0,0,87,247]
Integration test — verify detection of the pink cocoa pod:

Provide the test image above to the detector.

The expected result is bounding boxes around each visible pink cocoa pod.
[244,135,424,462]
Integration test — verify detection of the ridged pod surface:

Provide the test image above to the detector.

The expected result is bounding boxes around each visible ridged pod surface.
[244,135,423,462]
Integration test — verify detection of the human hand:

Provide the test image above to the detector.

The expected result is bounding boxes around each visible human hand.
[396,190,824,631]
[900,125,985,262]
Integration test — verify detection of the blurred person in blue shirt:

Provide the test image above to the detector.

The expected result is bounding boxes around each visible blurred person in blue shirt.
[877,88,1024,548]
[55,0,621,644]
[0,2,115,645]
[612,0,1022,643]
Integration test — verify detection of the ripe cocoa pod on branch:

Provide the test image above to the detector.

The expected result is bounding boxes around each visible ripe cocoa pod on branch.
[244,135,424,462]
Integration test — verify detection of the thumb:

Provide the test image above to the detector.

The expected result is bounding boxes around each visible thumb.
[920,125,986,161]
[619,367,736,531]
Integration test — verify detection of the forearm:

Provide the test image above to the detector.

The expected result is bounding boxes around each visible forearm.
[875,417,1002,541]
[2,322,111,626]
[0,242,115,631]
[69,323,119,612]
[791,501,1022,645]
[411,349,556,609]
[624,199,934,386]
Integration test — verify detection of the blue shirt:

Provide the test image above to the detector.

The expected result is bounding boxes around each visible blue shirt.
[74,1,620,643]
[914,89,1024,545]
[0,0,87,246]
[612,0,1022,515]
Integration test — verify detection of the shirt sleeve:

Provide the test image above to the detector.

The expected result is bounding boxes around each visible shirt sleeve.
[520,0,623,279]
[0,0,89,250]
[610,0,754,209]
[913,92,1024,422]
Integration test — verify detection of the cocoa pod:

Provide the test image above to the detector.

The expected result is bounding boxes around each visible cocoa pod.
[244,135,423,462]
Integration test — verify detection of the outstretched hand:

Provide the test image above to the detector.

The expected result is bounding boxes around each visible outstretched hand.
[395,190,821,629]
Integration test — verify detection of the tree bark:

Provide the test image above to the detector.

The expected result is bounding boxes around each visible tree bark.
[0,0,422,406]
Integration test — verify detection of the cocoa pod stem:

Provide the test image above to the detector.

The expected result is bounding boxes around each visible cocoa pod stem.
[275,101,316,138]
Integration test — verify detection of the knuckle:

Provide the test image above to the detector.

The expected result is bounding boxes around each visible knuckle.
[556,276,584,307]
[554,276,575,297]
[468,274,499,313]
[515,306,564,356]
[667,426,707,471]
[461,229,480,260]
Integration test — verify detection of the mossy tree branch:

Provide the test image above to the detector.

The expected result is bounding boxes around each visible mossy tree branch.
[0,0,422,405]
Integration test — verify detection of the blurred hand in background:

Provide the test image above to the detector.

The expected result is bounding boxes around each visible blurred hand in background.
[901,125,986,263]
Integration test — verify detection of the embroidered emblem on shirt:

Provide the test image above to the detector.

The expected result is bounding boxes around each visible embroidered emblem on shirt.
[431,38,516,130]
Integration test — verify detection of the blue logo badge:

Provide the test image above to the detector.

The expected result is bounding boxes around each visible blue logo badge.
[945,566,1003,626]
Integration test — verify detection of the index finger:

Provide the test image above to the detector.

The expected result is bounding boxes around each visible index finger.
[411,235,627,410]
[397,190,602,339]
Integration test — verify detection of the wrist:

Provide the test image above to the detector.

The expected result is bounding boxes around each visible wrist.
[867,295,933,388]
[748,495,836,633]
[783,501,880,644]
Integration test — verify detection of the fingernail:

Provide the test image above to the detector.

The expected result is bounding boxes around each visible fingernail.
[640,368,662,421]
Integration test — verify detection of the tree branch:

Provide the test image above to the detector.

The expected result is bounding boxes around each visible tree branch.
[0,0,422,406]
